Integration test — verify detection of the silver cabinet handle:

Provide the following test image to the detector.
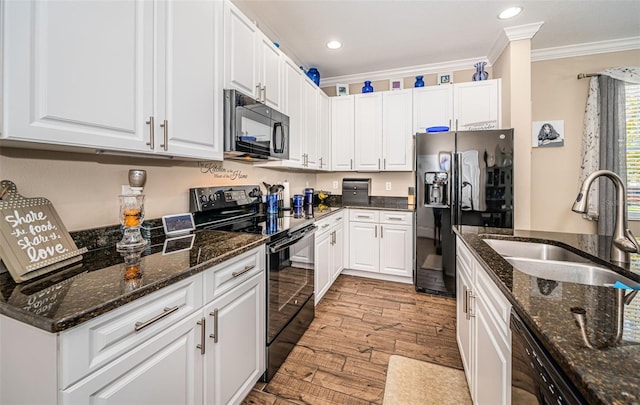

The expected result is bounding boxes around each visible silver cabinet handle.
[350,158,353,170]
[378,158,381,170]
[374,225,377,238]
[466,290,475,320]
[381,225,383,238]
[160,119,168,151]
[319,157,323,168]
[322,223,330,229]
[463,287,468,315]
[387,217,403,221]
[232,264,255,277]
[196,317,206,355]
[455,119,459,131]
[145,116,154,150]
[332,230,336,244]
[263,85,267,103]
[209,309,219,343]
[357,215,371,219]
[135,306,179,331]
[384,158,386,170]
[256,83,262,101]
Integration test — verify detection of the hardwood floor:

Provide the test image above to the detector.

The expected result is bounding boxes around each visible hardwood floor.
[242,275,463,405]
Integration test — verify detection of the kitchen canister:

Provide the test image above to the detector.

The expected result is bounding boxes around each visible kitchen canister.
[266,194,278,214]
[293,194,303,208]
[304,188,314,206]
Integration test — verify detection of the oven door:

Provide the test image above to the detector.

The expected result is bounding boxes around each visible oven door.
[266,227,315,344]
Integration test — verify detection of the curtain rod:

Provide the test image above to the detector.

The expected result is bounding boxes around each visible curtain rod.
[577,73,600,79]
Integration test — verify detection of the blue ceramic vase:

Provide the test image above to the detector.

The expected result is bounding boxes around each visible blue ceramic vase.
[414,76,425,87]
[362,81,374,93]
[472,62,489,81]
[306,68,320,86]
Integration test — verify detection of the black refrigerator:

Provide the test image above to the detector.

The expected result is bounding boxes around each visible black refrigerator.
[414,129,514,296]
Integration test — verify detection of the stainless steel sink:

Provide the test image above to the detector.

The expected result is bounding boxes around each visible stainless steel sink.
[483,238,590,263]
[505,257,640,288]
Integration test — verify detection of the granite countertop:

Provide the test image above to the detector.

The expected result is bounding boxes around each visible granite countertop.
[454,226,640,405]
[0,230,267,333]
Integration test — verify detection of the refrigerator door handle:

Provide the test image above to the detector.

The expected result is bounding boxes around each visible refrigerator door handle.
[453,152,462,226]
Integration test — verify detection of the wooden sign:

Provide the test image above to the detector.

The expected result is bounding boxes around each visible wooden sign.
[0,180,87,283]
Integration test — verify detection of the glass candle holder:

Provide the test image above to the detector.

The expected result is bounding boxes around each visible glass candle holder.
[116,194,147,249]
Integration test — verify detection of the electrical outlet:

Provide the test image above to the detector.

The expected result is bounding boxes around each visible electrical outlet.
[122,185,133,195]
[385,182,392,191]
[332,181,338,189]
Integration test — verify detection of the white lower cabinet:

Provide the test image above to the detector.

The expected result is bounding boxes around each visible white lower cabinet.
[456,237,511,405]
[314,211,346,304]
[0,246,265,405]
[347,209,413,280]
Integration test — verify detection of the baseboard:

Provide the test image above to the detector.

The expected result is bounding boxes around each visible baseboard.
[341,269,413,284]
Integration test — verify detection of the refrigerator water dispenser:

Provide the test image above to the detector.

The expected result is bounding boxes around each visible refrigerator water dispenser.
[424,171,449,206]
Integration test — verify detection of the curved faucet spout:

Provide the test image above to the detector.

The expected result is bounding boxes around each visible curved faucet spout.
[572,170,640,264]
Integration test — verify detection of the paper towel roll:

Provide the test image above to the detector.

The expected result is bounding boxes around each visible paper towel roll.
[282,181,291,209]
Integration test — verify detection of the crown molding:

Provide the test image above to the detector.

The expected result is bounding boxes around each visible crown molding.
[532,36,640,62]
[321,57,488,87]
[504,22,544,41]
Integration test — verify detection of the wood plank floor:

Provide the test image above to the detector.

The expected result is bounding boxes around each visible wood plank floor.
[242,275,463,405]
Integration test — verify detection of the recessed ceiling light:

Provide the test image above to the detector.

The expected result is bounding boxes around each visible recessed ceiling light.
[498,6,523,19]
[326,40,342,50]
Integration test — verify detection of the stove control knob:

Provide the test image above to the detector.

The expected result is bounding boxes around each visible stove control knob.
[208,194,215,202]
[200,194,208,203]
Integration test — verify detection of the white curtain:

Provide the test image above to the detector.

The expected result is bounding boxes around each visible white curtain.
[579,66,640,222]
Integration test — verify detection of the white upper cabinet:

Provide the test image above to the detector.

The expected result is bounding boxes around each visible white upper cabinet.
[413,79,501,133]
[318,90,331,171]
[302,78,319,168]
[453,79,501,130]
[331,95,355,171]
[413,85,454,133]
[223,1,282,109]
[282,58,304,167]
[3,0,153,152]
[382,89,413,171]
[354,92,383,171]
[156,0,223,160]
[3,0,223,160]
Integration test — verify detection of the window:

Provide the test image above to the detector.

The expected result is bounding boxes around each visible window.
[627,83,640,220]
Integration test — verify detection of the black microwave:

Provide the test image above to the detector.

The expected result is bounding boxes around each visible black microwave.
[223,89,289,161]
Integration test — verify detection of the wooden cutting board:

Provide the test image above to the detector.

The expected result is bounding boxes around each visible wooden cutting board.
[0,180,87,283]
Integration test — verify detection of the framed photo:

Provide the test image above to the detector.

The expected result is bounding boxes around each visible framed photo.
[532,120,565,148]
[336,84,349,96]
[162,213,195,236]
[389,78,403,91]
[437,72,453,85]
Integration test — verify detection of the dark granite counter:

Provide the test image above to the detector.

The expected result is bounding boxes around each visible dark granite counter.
[0,230,267,333]
[454,226,640,405]
[323,194,414,212]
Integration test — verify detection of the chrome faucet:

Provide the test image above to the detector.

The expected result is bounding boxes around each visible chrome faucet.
[572,170,639,264]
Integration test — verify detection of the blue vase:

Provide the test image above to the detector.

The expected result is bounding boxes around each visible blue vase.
[306,68,320,86]
[362,81,374,93]
[472,62,489,81]
[414,75,425,87]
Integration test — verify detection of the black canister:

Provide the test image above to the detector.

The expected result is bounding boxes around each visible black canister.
[304,188,314,206]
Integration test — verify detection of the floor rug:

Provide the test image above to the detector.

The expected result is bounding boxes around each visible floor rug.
[383,355,471,405]
[421,254,443,271]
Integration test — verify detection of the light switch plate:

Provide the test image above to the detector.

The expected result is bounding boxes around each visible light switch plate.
[332,181,338,189]
[385,182,392,191]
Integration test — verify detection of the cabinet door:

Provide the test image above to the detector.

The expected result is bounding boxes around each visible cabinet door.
[331,95,355,171]
[379,224,412,277]
[412,86,454,133]
[332,221,345,280]
[157,0,223,160]
[354,93,383,171]
[456,266,474,393]
[382,89,413,171]
[474,294,510,405]
[314,229,332,305]
[303,79,319,168]
[3,0,154,152]
[258,33,282,109]
[453,80,500,130]
[205,272,265,405]
[283,58,304,167]
[349,222,379,272]
[61,312,204,405]
[223,1,258,98]
[318,91,332,171]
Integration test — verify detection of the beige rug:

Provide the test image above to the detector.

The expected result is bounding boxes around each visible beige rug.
[421,254,443,271]
[383,355,471,405]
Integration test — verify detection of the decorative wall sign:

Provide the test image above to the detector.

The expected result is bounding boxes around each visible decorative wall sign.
[532,120,565,147]
[0,180,87,283]
[198,162,249,181]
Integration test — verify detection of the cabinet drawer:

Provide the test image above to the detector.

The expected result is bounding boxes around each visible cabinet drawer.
[380,211,412,225]
[456,237,474,277]
[204,246,265,303]
[315,217,333,235]
[60,274,203,388]
[349,209,379,223]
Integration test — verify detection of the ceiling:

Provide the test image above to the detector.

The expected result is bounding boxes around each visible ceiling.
[231,0,640,84]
